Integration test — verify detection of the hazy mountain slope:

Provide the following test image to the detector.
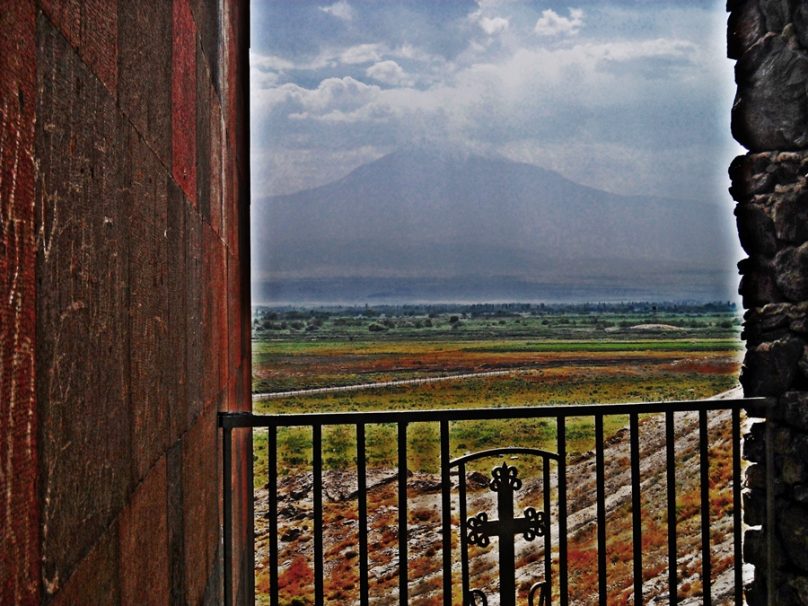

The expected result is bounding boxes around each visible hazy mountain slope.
[252,149,736,302]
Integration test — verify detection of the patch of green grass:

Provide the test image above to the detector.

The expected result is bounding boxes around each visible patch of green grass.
[461,339,741,353]
[252,368,738,480]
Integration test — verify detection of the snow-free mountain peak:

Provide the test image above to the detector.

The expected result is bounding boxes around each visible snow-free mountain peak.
[252,149,735,303]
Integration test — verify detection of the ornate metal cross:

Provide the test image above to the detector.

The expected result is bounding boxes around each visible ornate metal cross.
[466,462,547,606]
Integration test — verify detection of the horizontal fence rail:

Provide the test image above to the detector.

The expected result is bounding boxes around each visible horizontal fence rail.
[220,397,774,606]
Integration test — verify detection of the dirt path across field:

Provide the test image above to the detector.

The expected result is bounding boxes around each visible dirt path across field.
[252,356,686,401]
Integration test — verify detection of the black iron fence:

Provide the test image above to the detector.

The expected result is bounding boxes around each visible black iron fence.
[220,397,774,606]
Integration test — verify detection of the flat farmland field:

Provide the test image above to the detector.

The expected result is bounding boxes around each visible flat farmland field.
[250,304,744,604]
[252,304,742,473]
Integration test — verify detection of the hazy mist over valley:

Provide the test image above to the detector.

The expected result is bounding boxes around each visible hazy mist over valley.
[252,148,736,304]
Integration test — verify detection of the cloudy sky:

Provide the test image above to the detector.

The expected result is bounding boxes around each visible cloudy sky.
[250,0,740,203]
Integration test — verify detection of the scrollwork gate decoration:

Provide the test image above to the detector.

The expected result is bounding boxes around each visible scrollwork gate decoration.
[490,462,522,492]
[450,451,558,606]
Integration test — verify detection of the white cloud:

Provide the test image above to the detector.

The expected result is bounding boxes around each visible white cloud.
[534,8,584,37]
[478,16,509,35]
[366,60,412,86]
[320,0,354,21]
[340,43,384,65]
[251,69,280,90]
[253,76,381,124]
[469,8,509,36]
[475,0,519,7]
[392,43,438,63]
[255,34,705,142]
[251,4,733,200]
[251,52,295,72]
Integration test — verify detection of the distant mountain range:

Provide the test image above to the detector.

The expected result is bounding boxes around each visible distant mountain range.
[251,149,736,304]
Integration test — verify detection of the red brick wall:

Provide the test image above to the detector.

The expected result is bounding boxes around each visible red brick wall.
[1,0,252,603]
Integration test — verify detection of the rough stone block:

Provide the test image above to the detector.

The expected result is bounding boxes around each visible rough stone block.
[787,576,808,606]
[772,422,797,456]
[119,457,170,606]
[733,31,808,150]
[742,336,804,396]
[172,0,198,204]
[779,502,808,572]
[36,18,133,593]
[782,454,807,484]
[728,0,766,60]
[744,488,766,526]
[745,527,767,567]
[795,3,808,49]
[745,423,767,463]
[794,431,808,459]
[118,0,172,165]
[781,391,808,431]
[738,258,783,308]
[729,153,777,199]
[736,202,777,257]
[759,0,793,34]
[794,484,808,504]
[774,242,808,301]
[773,189,808,244]
[744,303,808,343]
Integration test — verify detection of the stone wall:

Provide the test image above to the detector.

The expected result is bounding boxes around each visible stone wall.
[0,1,253,604]
[729,1,808,603]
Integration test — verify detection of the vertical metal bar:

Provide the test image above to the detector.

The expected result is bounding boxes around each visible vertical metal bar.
[630,413,643,606]
[398,422,408,606]
[223,426,233,606]
[595,414,607,606]
[440,420,453,606]
[765,417,774,606]
[557,416,568,606]
[459,462,470,602]
[699,410,712,606]
[666,411,678,606]
[313,425,324,606]
[497,477,517,606]
[269,426,279,606]
[543,456,552,606]
[732,409,742,606]
[357,423,369,606]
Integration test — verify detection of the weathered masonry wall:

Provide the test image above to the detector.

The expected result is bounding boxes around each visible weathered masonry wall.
[0,1,253,604]
[729,1,808,604]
